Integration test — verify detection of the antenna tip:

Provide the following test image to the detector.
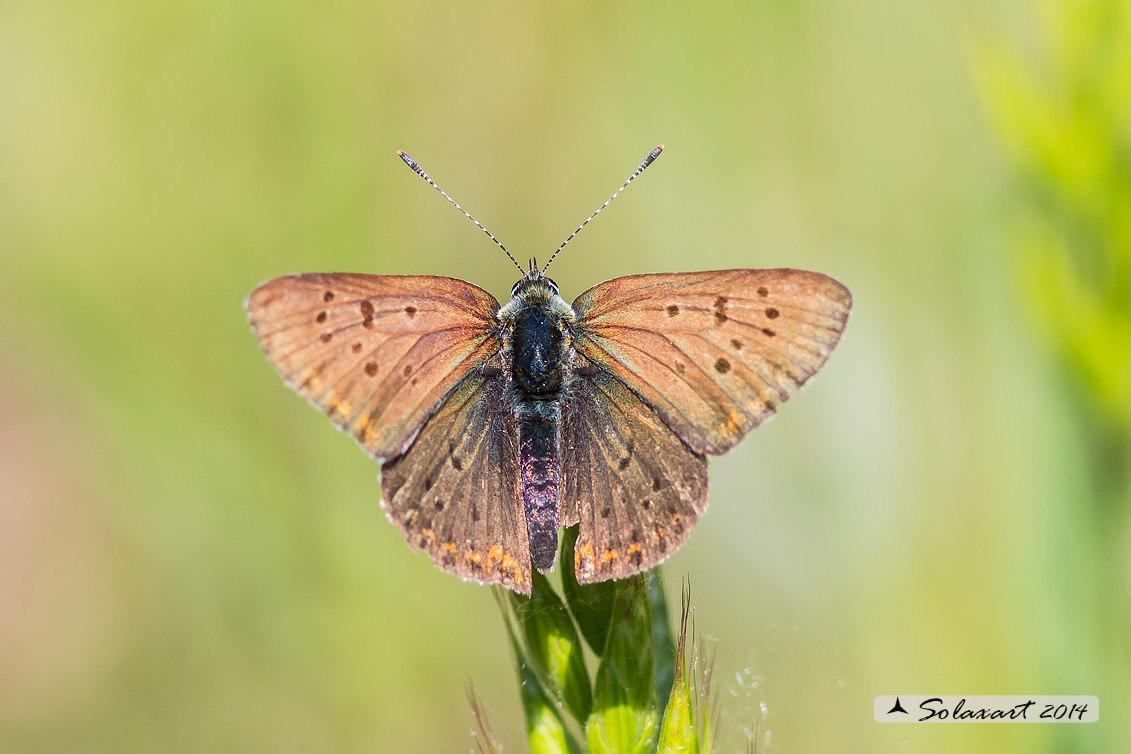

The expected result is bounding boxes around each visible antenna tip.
[397,150,414,166]
[656,144,665,151]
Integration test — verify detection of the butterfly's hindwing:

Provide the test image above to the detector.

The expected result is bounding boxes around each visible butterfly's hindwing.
[571,269,851,455]
[246,273,501,459]
[562,358,708,583]
[380,366,531,594]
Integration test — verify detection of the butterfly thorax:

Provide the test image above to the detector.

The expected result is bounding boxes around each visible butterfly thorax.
[498,274,576,396]
[497,274,576,571]
[512,304,566,396]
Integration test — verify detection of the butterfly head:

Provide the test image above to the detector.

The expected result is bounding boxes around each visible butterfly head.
[498,269,573,326]
[511,269,559,300]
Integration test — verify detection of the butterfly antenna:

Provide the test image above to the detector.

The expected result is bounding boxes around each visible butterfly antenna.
[397,150,524,275]
[542,144,665,274]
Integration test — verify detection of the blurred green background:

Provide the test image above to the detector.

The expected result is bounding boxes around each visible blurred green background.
[2,0,1129,752]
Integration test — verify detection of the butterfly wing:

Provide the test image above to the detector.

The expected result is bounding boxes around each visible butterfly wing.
[380,363,530,594]
[570,269,852,456]
[561,355,708,583]
[245,273,501,459]
[561,268,850,582]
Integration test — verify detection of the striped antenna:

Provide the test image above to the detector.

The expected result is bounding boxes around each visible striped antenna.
[397,150,524,275]
[542,144,665,274]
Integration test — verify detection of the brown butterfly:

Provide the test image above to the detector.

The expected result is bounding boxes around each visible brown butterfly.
[245,146,851,595]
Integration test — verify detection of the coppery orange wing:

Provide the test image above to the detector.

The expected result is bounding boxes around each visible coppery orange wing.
[571,269,851,456]
[246,273,501,459]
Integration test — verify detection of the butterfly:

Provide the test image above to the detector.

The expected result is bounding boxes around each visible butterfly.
[245,146,851,595]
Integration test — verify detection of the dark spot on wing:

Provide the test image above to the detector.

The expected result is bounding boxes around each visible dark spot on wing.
[764,399,777,412]
[614,441,635,471]
[411,378,418,386]
[667,304,679,317]
[405,306,417,318]
[320,332,333,343]
[714,358,730,374]
[714,296,728,325]
[765,307,779,319]
[424,477,433,491]
[433,499,444,511]
[323,291,334,302]
[316,311,327,323]
[652,476,663,491]
[451,456,463,471]
[675,362,686,375]
[360,300,375,328]
[364,362,378,376]
[601,506,611,519]
[352,342,363,353]
[629,548,643,567]
[757,286,769,297]
[731,339,743,350]
[762,328,776,337]
[642,498,653,510]
[403,365,413,377]
[471,504,480,522]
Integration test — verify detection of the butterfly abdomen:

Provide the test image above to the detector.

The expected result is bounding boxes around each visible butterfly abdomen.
[517,400,561,570]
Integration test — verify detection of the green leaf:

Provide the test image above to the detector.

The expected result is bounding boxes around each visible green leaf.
[586,575,658,754]
[498,590,582,754]
[510,570,594,722]
[649,570,676,719]
[560,525,618,656]
[656,585,695,754]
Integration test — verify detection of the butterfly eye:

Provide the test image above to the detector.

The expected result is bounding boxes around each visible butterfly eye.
[511,280,523,297]
[545,278,559,295]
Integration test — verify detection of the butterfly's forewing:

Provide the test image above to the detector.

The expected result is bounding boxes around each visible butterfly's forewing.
[246,274,501,458]
[571,269,851,456]
[561,356,708,583]
[380,363,531,594]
